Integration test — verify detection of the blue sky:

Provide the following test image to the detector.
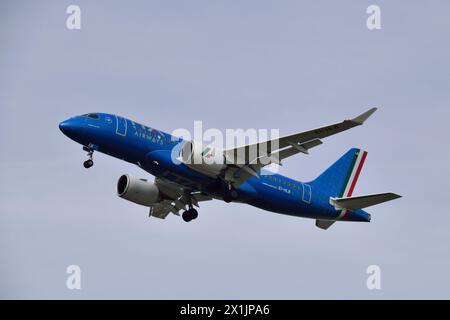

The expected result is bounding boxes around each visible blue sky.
[1,0,450,298]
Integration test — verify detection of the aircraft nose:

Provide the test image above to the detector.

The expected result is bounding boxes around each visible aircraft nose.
[59,119,73,135]
[59,118,84,138]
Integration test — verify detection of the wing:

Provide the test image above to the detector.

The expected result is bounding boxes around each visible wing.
[225,108,377,165]
[149,178,213,219]
[222,108,377,187]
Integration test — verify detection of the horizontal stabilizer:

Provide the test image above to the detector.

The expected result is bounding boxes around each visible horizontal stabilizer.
[330,192,401,210]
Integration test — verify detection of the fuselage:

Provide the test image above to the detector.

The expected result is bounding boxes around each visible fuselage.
[59,113,370,222]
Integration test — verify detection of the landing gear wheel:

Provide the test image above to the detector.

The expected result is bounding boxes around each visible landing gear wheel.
[182,210,192,222]
[83,159,94,168]
[182,208,198,222]
[189,208,198,220]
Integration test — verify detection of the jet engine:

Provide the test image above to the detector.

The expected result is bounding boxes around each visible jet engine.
[117,174,160,206]
[180,140,226,177]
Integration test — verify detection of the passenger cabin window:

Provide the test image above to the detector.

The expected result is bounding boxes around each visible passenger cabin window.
[83,113,100,120]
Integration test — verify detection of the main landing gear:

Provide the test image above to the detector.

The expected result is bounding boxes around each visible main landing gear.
[83,146,94,169]
[223,183,238,203]
[182,207,198,222]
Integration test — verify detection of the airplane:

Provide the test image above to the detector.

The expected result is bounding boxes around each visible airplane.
[59,108,400,230]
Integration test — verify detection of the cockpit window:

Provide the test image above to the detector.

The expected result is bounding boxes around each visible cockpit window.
[83,113,100,120]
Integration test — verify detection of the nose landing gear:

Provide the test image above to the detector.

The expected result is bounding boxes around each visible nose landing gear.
[83,159,93,168]
[83,146,94,169]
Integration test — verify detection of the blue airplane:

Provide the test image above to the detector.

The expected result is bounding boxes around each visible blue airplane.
[59,109,400,229]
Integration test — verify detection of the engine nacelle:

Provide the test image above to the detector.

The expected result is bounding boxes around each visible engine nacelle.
[180,141,226,177]
[117,174,160,206]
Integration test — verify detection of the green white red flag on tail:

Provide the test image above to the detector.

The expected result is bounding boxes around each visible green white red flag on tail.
[337,149,368,220]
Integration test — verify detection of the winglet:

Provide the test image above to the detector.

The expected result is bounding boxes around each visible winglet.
[351,107,377,125]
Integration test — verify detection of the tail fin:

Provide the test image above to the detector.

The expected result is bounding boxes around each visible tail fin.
[310,148,367,198]
[313,148,401,230]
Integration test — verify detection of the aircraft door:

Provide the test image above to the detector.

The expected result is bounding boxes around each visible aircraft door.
[301,183,312,204]
[115,115,127,136]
